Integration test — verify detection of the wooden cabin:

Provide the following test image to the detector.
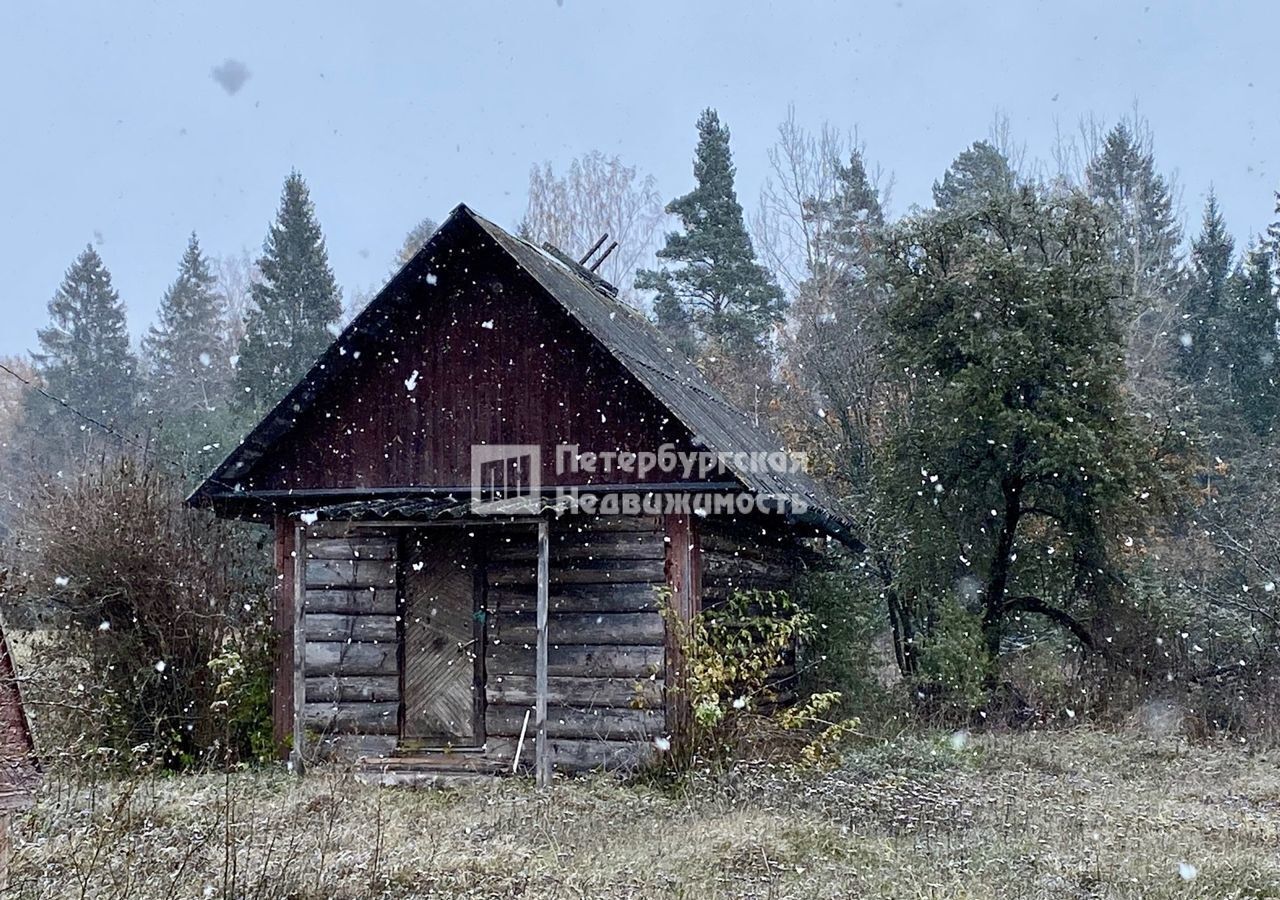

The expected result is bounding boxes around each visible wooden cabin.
[0,622,39,885]
[189,205,856,784]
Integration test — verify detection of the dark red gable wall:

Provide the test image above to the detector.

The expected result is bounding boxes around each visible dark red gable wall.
[249,253,709,492]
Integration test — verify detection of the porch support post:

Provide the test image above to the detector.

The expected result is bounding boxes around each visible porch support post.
[535,519,551,787]
[291,522,307,774]
[271,514,297,762]
[663,513,702,748]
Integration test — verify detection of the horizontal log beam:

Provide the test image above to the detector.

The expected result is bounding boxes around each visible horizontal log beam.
[304,588,397,615]
[489,534,664,562]
[486,704,662,740]
[496,611,664,646]
[488,583,660,614]
[305,641,398,677]
[487,559,664,587]
[486,736,655,772]
[306,537,397,560]
[487,642,663,678]
[305,559,397,589]
[311,733,397,760]
[305,675,400,703]
[486,674,662,708]
[304,614,398,643]
[304,702,399,735]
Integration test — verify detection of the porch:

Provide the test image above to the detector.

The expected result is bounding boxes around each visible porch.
[277,513,696,783]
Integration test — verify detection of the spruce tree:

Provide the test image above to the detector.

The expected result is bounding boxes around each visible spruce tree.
[395,217,438,269]
[144,234,233,426]
[1177,194,1234,393]
[1084,123,1183,404]
[932,140,1017,211]
[637,108,784,398]
[1085,122,1182,299]
[29,245,139,455]
[1220,243,1280,435]
[234,172,342,418]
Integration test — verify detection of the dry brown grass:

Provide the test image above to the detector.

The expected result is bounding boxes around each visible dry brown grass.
[10,729,1280,899]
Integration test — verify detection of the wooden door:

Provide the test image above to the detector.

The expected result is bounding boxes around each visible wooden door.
[400,530,483,746]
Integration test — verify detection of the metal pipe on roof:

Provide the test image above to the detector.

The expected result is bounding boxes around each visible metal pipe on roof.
[577,233,609,266]
[588,241,618,272]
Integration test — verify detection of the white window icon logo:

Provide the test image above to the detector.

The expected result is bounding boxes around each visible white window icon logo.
[470,444,541,514]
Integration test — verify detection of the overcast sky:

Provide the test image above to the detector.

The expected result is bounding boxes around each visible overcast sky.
[1,0,1275,357]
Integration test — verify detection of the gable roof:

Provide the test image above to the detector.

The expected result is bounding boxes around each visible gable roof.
[189,205,858,547]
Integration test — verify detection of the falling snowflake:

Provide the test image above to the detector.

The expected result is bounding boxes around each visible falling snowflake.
[155,661,167,673]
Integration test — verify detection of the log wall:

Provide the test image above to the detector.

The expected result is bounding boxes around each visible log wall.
[698,515,805,700]
[300,524,401,759]
[699,515,803,608]
[286,515,799,773]
[483,515,666,772]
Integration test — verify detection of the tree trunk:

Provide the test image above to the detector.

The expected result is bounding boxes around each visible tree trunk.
[982,476,1024,664]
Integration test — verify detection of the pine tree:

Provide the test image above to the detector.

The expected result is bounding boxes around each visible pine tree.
[932,140,1017,211]
[234,172,342,417]
[144,234,233,425]
[28,245,139,455]
[1176,194,1234,393]
[637,109,784,399]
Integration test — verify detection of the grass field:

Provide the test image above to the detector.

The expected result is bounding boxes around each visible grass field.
[11,729,1280,899]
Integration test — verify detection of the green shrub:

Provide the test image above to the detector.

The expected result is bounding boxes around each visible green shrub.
[663,589,859,770]
[795,567,886,714]
[914,598,991,720]
[7,458,274,771]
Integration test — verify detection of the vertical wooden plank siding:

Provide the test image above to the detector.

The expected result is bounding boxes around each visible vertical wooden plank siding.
[535,520,550,787]
[271,514,296,760]
[292,523,306,772]
[663,513,702,745]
